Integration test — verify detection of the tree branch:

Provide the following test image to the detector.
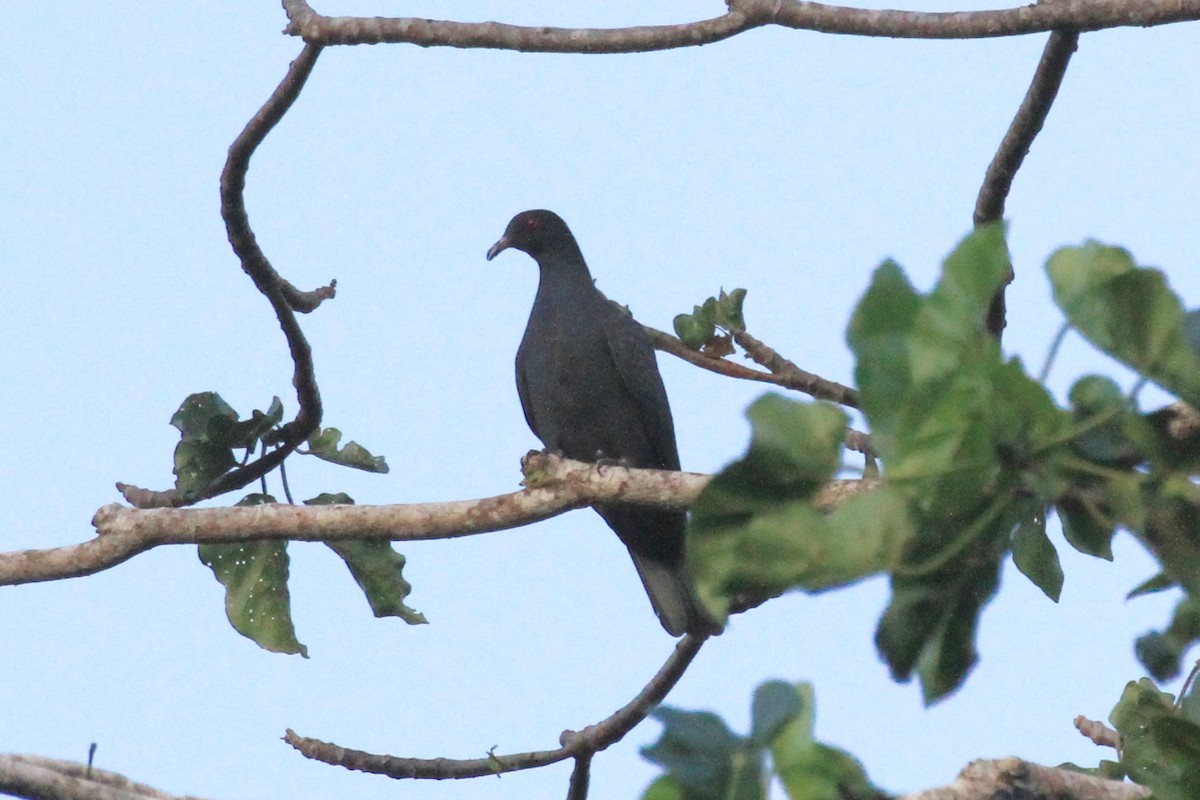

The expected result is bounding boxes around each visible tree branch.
[284,633,706,779]
[0,754,205,800]
[645,326,860,409]
[120,44,332,510]
[1,455,873,587]
[280,0,1200,52]
[975,29,1079,339]
[897,757,1149,800]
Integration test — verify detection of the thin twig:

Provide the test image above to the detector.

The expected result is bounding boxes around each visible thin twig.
[733,329,859,408]
[645,326,859,409]
[3,456,875,586]
[120,44,330,510]
[284,634,706,779]
[975,29,1079,339]
[1074,715,1121,750]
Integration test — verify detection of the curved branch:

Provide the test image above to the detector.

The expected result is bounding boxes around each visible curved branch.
[284,634,706,779]
[281,0,1200,51]
[0,456,873,586]
[974,32,1080,226]
[975,30,1079,340]
[125,44,331,510]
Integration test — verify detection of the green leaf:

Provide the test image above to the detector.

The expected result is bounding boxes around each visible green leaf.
[1110,678,1200,798]
[767,683,884,800]
[1048,243,1200,409]
[689,397,856,615]
[228,396,285,451]
[673,297,719,349]
[306,493,426,625]
[198,494,306,657]
[1010,511,1063,602]
[750,680,805,747]
[1128,573,1175,599]
[846,260,921,455]
[170,391,239,440]
[173,439,237,496]
[876,506,1009,704]
[641,775,684,800]
[1135,595,1200,682]
[717,288,748,333]
[1057,498,1115,560]
[642,709,762,800]
[170,392,241,495]
[306,427,389,473]
[1067,376,1139,466]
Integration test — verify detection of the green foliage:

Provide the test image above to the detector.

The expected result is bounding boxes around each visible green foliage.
[306,493,426,624]
[164,392,402,650]
[198,493,307,657]
[692,225,1200,708]
[306,427,390,473]
[690,396,913,620]
[1048,243,1200,409]
[168,393,387,502]
[1108,678,1200,798]
[673,288,748,349]
[641,681,884,800]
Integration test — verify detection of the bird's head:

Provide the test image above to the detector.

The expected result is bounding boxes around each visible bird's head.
[486,209,575,261]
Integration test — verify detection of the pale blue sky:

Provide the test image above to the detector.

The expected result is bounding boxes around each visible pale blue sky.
[3,3,1199,799]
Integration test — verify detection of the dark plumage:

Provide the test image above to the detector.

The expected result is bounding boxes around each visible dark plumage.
[487,209,721,637]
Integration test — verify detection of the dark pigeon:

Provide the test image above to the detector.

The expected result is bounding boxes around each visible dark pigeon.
[487,209,722,637]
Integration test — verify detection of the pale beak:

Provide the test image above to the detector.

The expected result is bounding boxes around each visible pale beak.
[486,236,511,261]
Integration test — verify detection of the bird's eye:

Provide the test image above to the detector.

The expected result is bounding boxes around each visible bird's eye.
[526,218,541,231]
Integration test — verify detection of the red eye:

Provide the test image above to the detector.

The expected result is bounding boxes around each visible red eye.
[526,217,541,231]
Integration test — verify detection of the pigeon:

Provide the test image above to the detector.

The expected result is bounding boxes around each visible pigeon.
[487,209,722,637]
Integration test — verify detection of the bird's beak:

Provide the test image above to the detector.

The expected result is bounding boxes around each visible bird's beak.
[486,236,510,261]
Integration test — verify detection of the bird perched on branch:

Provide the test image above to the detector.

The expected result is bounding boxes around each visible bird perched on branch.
[487,209,722,637]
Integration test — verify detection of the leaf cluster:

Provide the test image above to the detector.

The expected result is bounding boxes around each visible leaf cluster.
[641,681,884,800]
[687,223,1200,713]
[172,393,420,654]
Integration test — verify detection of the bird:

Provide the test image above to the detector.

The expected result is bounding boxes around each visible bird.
[487,209,722,637]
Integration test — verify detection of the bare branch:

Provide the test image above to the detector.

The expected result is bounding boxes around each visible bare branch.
[2,455,873,587]
[974,32,1080,226]
[974,29,1078,339]
[1075,715,1121,750]
[121,44,331,510]
[284,634,706,779]
[0,754,207,800]
[897,757,1148,799]
[646,326,860,409]
[281,0,1200,52]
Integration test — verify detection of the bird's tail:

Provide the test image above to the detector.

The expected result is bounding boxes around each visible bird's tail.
[628,551,724,638]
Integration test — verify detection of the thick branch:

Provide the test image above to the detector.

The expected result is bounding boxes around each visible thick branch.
[281,0,1200,51]
[284,633,706,778]
[0,754,204,800]
[0,456,872,586]
[897,757,1149,800]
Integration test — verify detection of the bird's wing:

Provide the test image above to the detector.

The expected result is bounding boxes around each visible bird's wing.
[515,356,541,439]
[599,299,681,471]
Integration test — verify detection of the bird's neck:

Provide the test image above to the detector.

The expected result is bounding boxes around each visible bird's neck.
[532,247,598,303]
